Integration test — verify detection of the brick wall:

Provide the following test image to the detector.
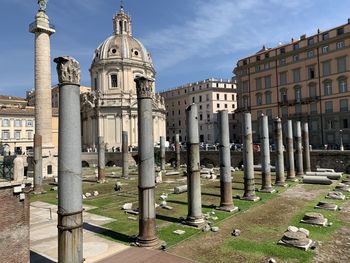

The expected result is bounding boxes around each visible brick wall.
[0,183,30,263]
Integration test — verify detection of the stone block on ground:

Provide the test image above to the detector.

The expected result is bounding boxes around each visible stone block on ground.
[122,203,133,210]
[326,191,346,200]
[335,183,350,192]
[315,201,338,211]
[300,212,328,226]
[174,185,187,194]
[278,227,313,250]
[173,230,186,235]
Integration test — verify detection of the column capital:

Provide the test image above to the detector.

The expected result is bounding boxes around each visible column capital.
[54,56,80,85]
[135,76,154,99]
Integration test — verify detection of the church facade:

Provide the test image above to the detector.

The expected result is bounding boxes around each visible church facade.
[81,6,166,150]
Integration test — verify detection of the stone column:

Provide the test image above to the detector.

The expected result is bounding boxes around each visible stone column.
[259,114,274,193]
[33,134,43,193]
[13,156,25,182]
[242,113,259,201]
[217,111,238,212]
[175,134,180,170]
[295,121,304,177]
[54,56,83,263]
[135,76,159,247]
[286,120,296,181]
[29,8,55,152]
[302,122,311,173]
[97,136,106,182]
[160,136,166,171]
[122,131,129,178]
[274,117,287,187]
[185,104,205,227]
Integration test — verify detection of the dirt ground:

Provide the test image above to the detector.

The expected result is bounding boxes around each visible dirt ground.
[313,201,350,263]
[169,184,347,263]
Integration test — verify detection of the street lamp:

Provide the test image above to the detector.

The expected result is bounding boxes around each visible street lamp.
[340,129,344,151]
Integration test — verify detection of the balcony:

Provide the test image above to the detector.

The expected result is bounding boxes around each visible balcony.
[279,96,320,106]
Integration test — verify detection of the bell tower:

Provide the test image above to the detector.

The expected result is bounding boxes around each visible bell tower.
[113,4,132,36]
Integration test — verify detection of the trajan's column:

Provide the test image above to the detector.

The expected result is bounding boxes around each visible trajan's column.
[29,0,57,177]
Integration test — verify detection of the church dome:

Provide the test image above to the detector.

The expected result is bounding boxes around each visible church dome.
[92,6,153,67]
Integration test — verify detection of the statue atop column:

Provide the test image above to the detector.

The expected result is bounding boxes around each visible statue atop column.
[38,0,48,12]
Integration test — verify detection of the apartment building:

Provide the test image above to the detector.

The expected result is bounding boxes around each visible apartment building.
[0,95,58,155]
[161,78,237,144]
[234,19,350,149]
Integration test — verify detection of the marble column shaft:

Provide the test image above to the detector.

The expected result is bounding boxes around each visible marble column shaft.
[259,115,273,192]
[33,134,43,193]
[186,104,205,226]
[122,131,129,178]
[97,136,106,182]
[175,134,180,170]
[135,76,159,247]
[274,117,286,186]
[295,121,304,176]
[302,122,311,173]
[160,136,166,171]
[286,120,296,180]
[242,113,258,200]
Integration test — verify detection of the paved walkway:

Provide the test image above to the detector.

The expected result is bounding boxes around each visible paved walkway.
[96,247,198,263]
[30,201,128,263]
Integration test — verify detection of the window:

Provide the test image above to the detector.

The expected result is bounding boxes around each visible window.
[178,110,181,115]
[340,99,348,112]
[327,119,335,129]
[322,61,331,76]
[309,83,317,98]
[47,165,52,175]
[2,119,9,127]
[293,55,299,62]
[294,86,301,102]
[206,94,209,101]
[216,94,219,100]
[264,63,270,70]
[280,88,288,103]
[15,119,21,127]
[336,41,345,49]
[27,130,33,139]
[256,65,261,72]
[256,78,262,90]
[325,101,333,113]
[337,57,347,73]
[243,59,247,65]
[265,53,269,59]
[217,103,220,108]
[256,93,262,106]
[339,78,347,93]
[199,95,202,102]
[308,38,314,46]
[179,120,182,126]
[308,66,315,79]
[242,81,249,93]
[337,27,344,35]
[2,131,9,140]
[279,72,287,85]
[322,46,329,53]
[207,114,210,121]
[343,119,349,129]
[232,94,234,100]
[324,80,332,96]
[224,104,228,108]
[293,68,300,82]
[224,94,227,100]
[280,48,285,54]
[199,114,203,121]
[15,131,21,140]
[265,91,272,104]
[293,43,299,50]
[322,33,329,40]
[199,105,202,110]
[279,58,286,65]
[310,103,317,114]
[110,74,118,88]
[192,97,195,103]
[265,76,271,89]
[307,50,314,58]
[256,55,261,61]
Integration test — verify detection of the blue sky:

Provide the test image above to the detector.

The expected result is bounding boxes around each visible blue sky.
[1,0,350,97]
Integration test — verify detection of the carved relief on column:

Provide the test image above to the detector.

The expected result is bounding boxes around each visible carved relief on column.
[135,76,154,99]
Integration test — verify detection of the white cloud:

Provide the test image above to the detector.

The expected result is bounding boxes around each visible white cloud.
[142,0,310,72]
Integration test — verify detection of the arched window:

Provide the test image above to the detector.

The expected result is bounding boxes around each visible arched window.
[323,79,332,96]
[338,77,347,93]
[111,74,118,88]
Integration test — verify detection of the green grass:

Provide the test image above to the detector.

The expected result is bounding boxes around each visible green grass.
[30,168,350,262]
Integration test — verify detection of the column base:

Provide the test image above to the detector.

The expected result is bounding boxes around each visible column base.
[184,216,206,228]
[241,195,260,202]
[136,218,160,248]
[274,182,289,187]
[258,187,276,193]
[216,205,239,213]
[135,236,161,248]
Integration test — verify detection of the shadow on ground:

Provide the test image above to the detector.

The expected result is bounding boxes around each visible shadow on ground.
[83,222,132,243]
[30,251,55,263]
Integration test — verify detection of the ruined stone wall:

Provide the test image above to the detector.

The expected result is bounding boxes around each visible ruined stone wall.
[0,183,30,263]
